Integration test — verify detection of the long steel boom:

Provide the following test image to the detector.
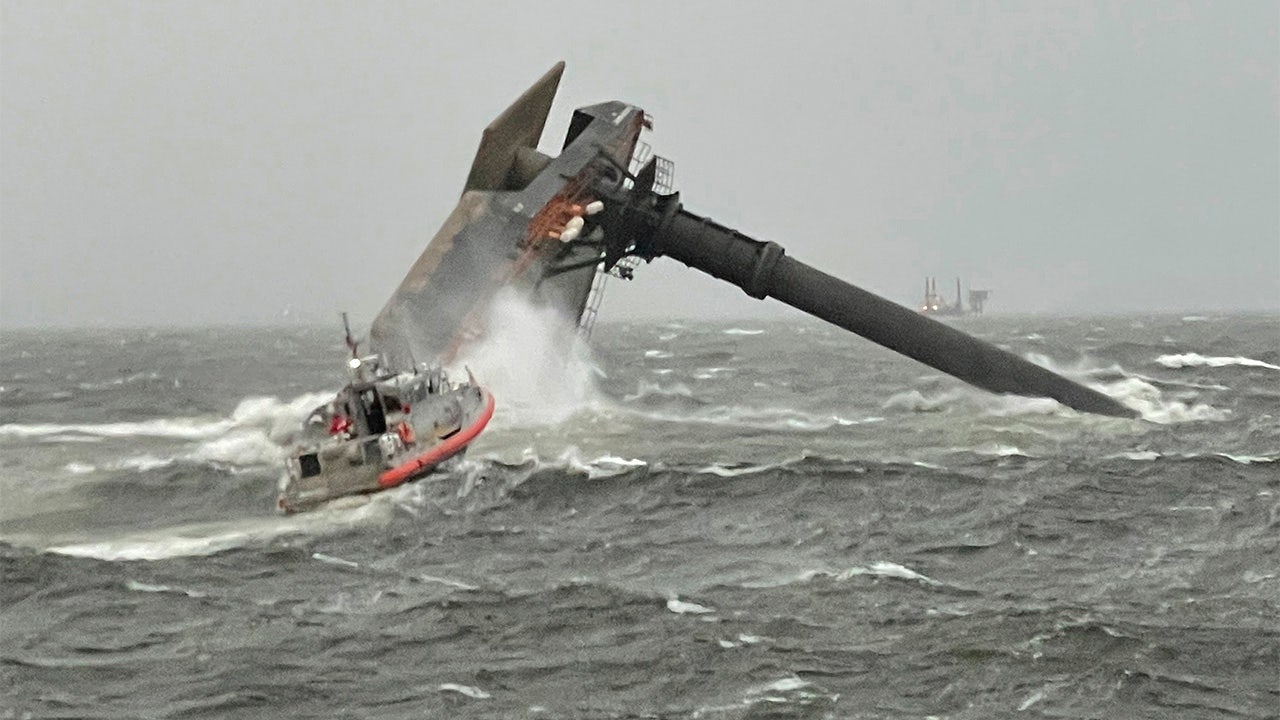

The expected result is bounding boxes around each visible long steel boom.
[595,188,1136,419]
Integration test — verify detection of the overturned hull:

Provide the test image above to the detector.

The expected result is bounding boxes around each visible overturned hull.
[370,62,645,368]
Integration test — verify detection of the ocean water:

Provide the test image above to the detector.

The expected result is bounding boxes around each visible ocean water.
[1,312,1277,718]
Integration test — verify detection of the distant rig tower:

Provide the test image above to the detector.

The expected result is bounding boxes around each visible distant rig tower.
[920,277,990,316]
[967,288,991,314]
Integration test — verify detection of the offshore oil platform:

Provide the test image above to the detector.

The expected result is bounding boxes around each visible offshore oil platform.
[920,277,990,316]
[367,63,1134,419]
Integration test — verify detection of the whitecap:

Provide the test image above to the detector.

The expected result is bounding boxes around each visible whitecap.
[695,406,861,431]
[0,391,333,452]
[723,328,764,335]
[124,580,205,598]
[312,552,360,568]
[667,597,715,614]
[1094,365,1228,391]
[39,435,105,444]
[695,462,779,478]
[693,367,734,380]
[112,454,176,472]
[558,448,647,479]
[1019,690,1046,711]
[763,677,811,693]
[1115,450,1162,461]
[65,462,96,475]
[970,443,1032,458]
[0,418,235,441]
[1216,453,1278,465]
[1156,353,1280,371]
[883,389,959,413]
[417,574,479,591]
[742,676,839,706]
[190,433,286,467]
[438,683,490,699]
[47,501,391,561]
[624,380,694,402]
[644,349,674,359]
[980,395,1068,417]
[837,561,942,586]
[1093,377,1227,423]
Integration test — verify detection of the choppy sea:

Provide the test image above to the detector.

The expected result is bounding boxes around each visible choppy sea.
[1,312,1277,719]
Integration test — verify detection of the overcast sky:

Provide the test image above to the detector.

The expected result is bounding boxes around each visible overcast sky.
[2,1,1276,328]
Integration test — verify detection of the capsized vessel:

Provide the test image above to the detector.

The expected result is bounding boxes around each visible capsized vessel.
[277,347,493,513]
[368,62,1135,419]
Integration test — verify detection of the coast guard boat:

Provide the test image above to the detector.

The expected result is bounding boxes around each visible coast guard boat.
[277,325,494,513]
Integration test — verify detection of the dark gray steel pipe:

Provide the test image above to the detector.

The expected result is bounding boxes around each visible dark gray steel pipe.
[651,207,1137,419]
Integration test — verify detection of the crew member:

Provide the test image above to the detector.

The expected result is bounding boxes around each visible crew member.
[328,411,353,437]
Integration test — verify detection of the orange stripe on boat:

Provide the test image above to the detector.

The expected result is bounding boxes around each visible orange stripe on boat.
[377,389,495,488]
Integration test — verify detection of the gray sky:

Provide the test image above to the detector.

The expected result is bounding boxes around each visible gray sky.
[2,0,1277,328]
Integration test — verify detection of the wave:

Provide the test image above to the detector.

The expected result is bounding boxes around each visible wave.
[618,381,867,430]
[1019,353,1233,423]
[877,362,1235,426]
[75,371,165,392]
[1156,353,1280,371]
[740,560,945,589]
[692,367,734,380]
[0,391,332,445]
[596,378,878,434]
[61,454,176,476]
[124,579,206,598]
[882,387,1069,418]
[1080,362,1229,391]
[666,597,715,614]
[745,676,837,704]
[835,560,943,585]
[969,442,1032,458]
[482,447,648,483]
[46,500,393,561]
[693,676,838,716]
[0,417,236,441]
[438,683,490,700]
[883,389,963,413]
[559,449,648,480]
[693,461,787,478]
[663,404,866,432]
[20,393,334,486]
[1093,377,1228,423]
[1107,450,1278,465]
[623,380,698,403]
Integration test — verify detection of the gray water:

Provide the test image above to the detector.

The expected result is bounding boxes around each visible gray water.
[2,313,1278,718]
